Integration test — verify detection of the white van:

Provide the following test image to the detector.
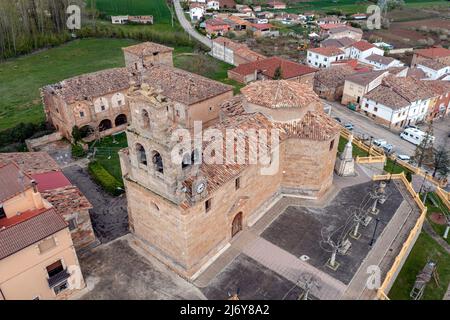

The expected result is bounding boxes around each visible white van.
[400,128,435,146]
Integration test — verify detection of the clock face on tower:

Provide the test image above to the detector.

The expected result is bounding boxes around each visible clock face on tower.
[196,182,206,194]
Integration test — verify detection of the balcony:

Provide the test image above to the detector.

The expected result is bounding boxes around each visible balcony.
[47,269,70,288]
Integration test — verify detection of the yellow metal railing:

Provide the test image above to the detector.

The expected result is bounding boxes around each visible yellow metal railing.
[372,173,427,300]
[340,129,386,164]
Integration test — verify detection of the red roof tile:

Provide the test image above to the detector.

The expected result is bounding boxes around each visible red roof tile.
[31,171,72,192]
[0,208,67,260]
[352,40,375,52]
[308,47,344,57]
[0,162,34,203]
[415,47,450,59]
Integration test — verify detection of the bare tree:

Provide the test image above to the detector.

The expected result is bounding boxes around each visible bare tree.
[432,146,450,178]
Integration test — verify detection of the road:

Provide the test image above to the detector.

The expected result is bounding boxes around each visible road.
[173,0,212,48]
[325,100,417,156]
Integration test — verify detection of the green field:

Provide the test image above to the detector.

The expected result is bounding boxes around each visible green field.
[389,232,450,300]
[267,0,449,14]
[91,0,172,19]
[0,38,138,131]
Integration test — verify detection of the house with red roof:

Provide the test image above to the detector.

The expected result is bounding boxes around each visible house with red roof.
[0,162,85,300]
[307,47,346,68]
[412,46,450,66]
[227,56,317,85]
[348,40,384,60]
[250,23,279,37]
[0,152,97,252]
[268,1,286,9]
[205,18,232,36]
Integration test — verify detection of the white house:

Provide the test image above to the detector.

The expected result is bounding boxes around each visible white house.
[111,16,128,24]
[189,4,205,21]
[363,54,404,70]
[206,0,220,10]
[348,41,384,60]
[307,47,346,68]
[361,76,433,129]
[416,59,450,80]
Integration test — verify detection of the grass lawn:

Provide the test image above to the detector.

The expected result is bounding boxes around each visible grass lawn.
[91,0,172,19]
[90,132,128,183]
[389,232,450,300]
[424,192,450,245]
[384,158,414,175]
[0,38,138,131]
[338,136,369,157]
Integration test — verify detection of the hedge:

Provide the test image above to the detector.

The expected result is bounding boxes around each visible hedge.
[88,161,124,196]
[71,143,86,159]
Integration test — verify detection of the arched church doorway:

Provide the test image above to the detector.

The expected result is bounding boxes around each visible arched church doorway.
[231,212,243,238]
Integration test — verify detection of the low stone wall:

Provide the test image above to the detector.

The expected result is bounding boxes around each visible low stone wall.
[25,131,63,151]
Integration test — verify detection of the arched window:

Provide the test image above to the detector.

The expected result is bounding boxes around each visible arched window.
[142,109,150,129]
[136,144,147,166]
[152,151,164,174]
[115,114,127,126]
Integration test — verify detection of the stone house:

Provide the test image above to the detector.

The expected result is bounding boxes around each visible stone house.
[228,56,317,85]
[341,70,388,106]
[326,26,363,41]
[313,65,355,101]
[211,37,266,66]
[416,59,450,80]
[0,162,85,300]
[205,18,232,36]
[0,152,97,252]
[411,47,450,66]
[119,79,340,279]
[361,76,435,129]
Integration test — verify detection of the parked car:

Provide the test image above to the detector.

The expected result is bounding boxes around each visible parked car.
[373,139,387,147]
[333,117,342,123]
[382,143,394,154]
[397,154,411,161]
[344,123,353,131]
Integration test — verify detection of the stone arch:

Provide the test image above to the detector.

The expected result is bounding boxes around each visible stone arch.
[98,119,112,132]
[231,212,243,238]
[136,143,147,166]
[79,125,95,138]
[151,150,164,174]
[142,109,150,129]
[115,114,127,126]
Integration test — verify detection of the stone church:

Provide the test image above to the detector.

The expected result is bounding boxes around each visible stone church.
[118,45,341,279]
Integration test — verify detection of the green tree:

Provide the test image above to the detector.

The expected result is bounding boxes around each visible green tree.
[72,125,82,143]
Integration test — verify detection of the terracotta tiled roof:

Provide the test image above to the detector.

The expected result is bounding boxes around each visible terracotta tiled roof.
[407,67,427,80]
[418,59,448,71]
[206,18,230,26]
[321,37,355,48]
[364,85,410,109]
[308,47,344,57]
[0,152,60,175]
[241,80,320,109]
[351,40,375,52]
[31,171,71,192]
[122,42,173,56]
[141,64,233,105]
[213,37,266,62]
[320,23,347,30]
[219,0,236,8]
[251,23,274,30]
[387,66,408,75]
[0,162,34,203]
[345,70,387,86]
[365,54,395,65]
[314,65,355,88]
[43,68,129,104]
[42,185,93,216]
[422,80,450,96]
[415,47,450,59]
[0,208,67,260]
[229,57,316,79]
[328,26,363,35]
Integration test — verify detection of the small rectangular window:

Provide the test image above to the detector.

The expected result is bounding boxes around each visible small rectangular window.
[329,139,335,151]
[235,178,240,190]
[0,205,5,219]
[205,199,211,213]
[67,218,77,231]
[79,111,84,117]
[101,105,105,111]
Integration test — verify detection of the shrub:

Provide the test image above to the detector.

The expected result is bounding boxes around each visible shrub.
[406,171,412,182]
[88,161,123,196]
[71,143,86,159]
[0,121,49,149]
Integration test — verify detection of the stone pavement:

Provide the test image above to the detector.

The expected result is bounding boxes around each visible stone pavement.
[63,164,129,243]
